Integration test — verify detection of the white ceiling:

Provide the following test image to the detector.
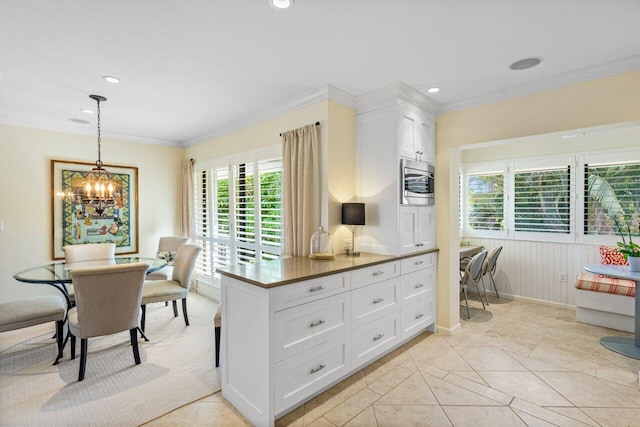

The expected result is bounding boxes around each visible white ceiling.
[1,0,639,146]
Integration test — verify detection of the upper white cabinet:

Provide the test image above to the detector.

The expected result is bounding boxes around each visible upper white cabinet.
[398,104,435,163]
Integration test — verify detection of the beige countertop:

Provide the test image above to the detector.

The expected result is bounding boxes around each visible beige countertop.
[217,249,439,288]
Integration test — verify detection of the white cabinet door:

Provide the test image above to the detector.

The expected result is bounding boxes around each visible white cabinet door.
[416,206,435,249]
[398,109,418,160]
[417,117,435,164]
[399,206,419,254]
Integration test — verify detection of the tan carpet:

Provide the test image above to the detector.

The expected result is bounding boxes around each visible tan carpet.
[0,293,220,426]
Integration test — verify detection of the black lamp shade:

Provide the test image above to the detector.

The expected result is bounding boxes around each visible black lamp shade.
[342,203,365,225]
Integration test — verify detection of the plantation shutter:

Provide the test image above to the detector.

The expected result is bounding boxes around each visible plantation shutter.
[467,172,504,231]
[259,158,283,261]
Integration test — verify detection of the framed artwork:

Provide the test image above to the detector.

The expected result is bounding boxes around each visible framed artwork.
[51,159,139,259]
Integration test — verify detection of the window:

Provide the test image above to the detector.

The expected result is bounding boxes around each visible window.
[467,172,504,232]
[194,147,283,286]
[584,161,640,238]
[514,166,570,234]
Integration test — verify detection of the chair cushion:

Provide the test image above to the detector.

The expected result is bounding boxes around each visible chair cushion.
[600,246,628,266]
[214,305,221,327]
[146,266,174,281]
[0,296,66,332]
[574,272,635,297]
[156,250,178,266]
[142,280,189,305]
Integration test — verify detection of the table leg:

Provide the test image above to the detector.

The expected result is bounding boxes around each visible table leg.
[599,280,640,359]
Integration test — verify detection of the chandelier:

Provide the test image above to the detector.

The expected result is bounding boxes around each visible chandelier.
[60,94,122,216]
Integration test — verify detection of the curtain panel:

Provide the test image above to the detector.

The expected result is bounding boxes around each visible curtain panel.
[282,123,320,256]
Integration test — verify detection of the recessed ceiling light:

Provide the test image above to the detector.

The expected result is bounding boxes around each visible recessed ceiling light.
[509,57,543,71]
[427,87,440,93]
[103,75,120,84]
[81,109,94,114]
[270,0,294,9]
[70,118,90,124]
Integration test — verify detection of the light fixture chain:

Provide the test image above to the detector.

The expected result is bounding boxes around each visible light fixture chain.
[96,98,102,168]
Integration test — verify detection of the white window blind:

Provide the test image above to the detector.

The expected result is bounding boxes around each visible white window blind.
[584,161,640,237]
[194,148,283,286]
[467,173,504,231]
[514,166,570,234]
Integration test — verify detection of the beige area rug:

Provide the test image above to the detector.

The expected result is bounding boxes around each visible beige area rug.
[0,293,220,426]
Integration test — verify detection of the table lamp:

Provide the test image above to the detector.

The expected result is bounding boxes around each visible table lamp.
[342,203,365,256]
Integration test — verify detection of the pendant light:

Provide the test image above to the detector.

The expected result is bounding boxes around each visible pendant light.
[69,94,121,215]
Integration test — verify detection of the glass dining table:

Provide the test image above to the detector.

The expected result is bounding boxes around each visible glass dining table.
[13,257,166,364]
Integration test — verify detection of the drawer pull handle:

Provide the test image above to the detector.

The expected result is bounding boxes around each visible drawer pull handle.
[309,285,325,292]
[373,271,384,276]
[415,260,424,265]
[373,334,384,341]
[310,319,326,328]
[372,298,385,304]
[415,313,424,319]
[415,283,424,289]
[310,364,326,374]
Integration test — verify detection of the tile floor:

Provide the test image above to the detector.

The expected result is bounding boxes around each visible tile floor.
[144,296,640,426]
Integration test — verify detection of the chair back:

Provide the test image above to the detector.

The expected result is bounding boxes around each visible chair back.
[70,262,148,338]
[463,250,488,284]
[172,244,202,290]
[483,246,503,275]
[63,243,116,263]
[158,236,190,252]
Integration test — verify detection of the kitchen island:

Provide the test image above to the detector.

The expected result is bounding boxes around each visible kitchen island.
[218,250,438,427]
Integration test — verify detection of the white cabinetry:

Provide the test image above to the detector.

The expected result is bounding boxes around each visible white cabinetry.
[399,206,435,255]
[356,97,436,256]
[398,104,435,162]
[221,253,437,427]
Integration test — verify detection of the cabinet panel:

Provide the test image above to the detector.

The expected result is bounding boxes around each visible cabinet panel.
[401,296,434,339]
[416,206,436,249]
[400,269,434,304]
[399,207,418,254]
[398,111,417,160]
[351,311,401,369]
[275,334,350,414]
[272,273,350,312]
[351,261,399,290]
[351,277,400,329]
[274,292,350,362]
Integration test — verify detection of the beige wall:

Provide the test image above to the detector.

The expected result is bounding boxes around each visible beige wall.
[185,100,356,254]
[0,124,184,303]
[435,70,640,332]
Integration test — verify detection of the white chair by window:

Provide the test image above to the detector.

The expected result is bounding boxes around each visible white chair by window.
[460,250,488,319]
[140,244,201,332]
[68,262,148,381]
[482,246,503,300]
[146,236,190,281]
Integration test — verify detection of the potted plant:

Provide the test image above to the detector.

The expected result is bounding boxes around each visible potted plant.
[614,217,640,272]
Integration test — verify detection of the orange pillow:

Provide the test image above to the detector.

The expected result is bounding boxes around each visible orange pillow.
[600,246,629,266]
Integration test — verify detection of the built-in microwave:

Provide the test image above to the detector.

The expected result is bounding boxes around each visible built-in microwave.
[400,159,435,205]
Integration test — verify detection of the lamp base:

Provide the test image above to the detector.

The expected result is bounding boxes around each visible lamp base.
[345,250,360,257]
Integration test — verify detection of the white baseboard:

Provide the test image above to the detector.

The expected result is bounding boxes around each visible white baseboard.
[436,322,461,336]
[195,282,220,303]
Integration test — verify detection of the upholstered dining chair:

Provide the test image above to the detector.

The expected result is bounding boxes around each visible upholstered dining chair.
[63,243,116,303]
[68,262,148,381]
[140,244,201,332]
[460,250,488,319]
[146,236,190,281]
[482,246,503,299]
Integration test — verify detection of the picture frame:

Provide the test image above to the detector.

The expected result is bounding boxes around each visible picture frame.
[51,159,139,259]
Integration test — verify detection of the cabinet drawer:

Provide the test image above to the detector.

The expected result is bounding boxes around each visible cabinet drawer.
[351,277,400,329]
[275,334,350,415]
[400,253,435,275]
[272,273,350,312]
[274,292,350,363]
[401,296,434,339]
[352,311,401,369]
[400,268,435,305]
[351,261,399,290]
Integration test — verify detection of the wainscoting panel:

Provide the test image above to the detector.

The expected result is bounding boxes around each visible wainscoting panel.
[465,238,602,306]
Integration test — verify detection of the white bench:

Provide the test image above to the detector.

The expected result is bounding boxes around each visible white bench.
[0,295,67,363]
[574,272,635,333]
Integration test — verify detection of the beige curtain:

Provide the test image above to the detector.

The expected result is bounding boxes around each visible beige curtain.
[282,123,320,257]
[180,159,194,238]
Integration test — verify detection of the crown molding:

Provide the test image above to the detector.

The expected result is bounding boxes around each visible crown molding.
[354,82,440,116]
[0,113,180,146]
[439,55,640,114]
[185,84,357,147]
